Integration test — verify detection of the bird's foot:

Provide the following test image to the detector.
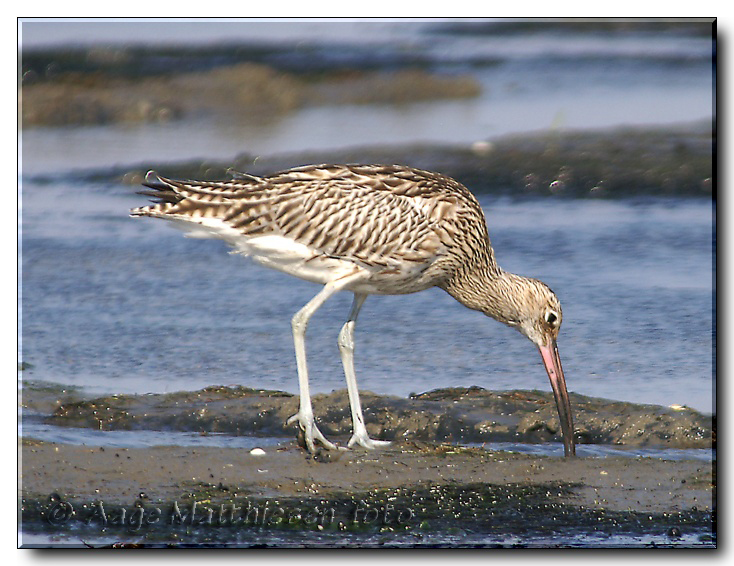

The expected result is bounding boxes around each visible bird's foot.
[347,429,391,450]
[287,412,342,453]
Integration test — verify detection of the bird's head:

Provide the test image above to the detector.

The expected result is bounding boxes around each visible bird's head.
[443,270,576,456]
[510,279,563,349]
[490,276,576,457]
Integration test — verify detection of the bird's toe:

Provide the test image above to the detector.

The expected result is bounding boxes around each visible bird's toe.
[347,433,391,450]
[288,411,339,452]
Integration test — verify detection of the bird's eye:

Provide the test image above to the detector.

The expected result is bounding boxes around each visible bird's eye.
[545,311,559,326]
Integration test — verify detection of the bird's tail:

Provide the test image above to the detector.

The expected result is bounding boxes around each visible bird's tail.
[130,171,182,217]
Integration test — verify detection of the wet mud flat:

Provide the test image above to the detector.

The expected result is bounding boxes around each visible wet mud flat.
[20,384,715,547]
[66,121,711,199]
[19,439,715,548]
[231,122,713,198]
[20,58,480,128]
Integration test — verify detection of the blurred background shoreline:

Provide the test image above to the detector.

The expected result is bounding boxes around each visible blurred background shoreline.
[20,19,713,184]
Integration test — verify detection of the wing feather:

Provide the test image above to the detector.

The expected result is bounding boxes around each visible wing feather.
[131,164,483,272]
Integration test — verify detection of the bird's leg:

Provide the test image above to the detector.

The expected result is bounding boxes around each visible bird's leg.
[286,272,366,453]
[286,283,342,452]
[338,293,391,450]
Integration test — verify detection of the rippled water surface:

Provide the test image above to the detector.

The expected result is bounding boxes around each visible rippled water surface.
[20,182,714,412]
[19,21,714,413]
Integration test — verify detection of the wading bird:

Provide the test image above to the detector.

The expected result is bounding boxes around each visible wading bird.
[131,164,576,456]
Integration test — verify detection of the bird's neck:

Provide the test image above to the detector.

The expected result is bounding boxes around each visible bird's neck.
[441,266,526,326]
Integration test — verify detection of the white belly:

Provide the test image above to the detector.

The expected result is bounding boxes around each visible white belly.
[244,234,360,284]
[165,216,437,295]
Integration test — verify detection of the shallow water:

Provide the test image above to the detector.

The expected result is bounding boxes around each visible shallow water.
[19,181,714,413]
[20,414,714,462]
[18,528,715,549]
[20,415,284,451]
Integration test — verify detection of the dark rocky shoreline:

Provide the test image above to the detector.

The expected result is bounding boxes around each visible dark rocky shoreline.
[28,384,713,450]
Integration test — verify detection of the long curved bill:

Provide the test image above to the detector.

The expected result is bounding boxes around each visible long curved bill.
[538,338,576,457]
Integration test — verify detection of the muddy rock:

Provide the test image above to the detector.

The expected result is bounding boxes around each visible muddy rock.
[42,385,712,449]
